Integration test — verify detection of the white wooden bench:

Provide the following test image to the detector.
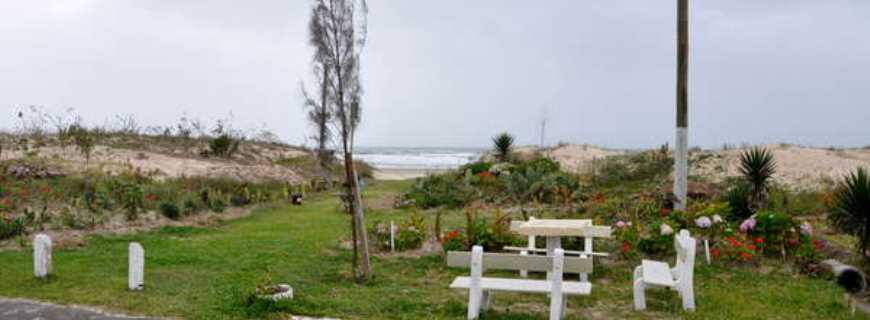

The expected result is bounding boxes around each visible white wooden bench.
[504,219,611,281]
[447,246,593,320]
[633,229,696,311]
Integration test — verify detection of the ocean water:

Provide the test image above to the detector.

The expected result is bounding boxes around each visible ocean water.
[354,147,484,170]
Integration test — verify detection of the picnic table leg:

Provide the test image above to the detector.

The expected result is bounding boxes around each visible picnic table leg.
[580,237,592,282]
[546,237,561,281]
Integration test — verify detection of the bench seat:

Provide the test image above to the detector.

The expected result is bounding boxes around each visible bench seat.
[503,246,611,257]
[450,277,591,296]
[640,260,675,287]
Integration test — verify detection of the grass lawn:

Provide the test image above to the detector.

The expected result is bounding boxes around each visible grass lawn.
[0,180,865,319]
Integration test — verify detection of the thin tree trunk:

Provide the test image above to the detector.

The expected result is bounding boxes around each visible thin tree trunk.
[344,150,371,280]
[318,65,333,188]
[674,0,689,211]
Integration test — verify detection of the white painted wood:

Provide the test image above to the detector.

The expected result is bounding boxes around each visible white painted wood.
[519,250,529,278]
[515,219,592,237]
[449,277,591,295]
[503,247,610,257]
[634,229,696,311]
[450,245,592,319]
[549,249,564,320]
[545,236,561,281]
[641,260,675,287]
[468,246,483,319]
[580,237,593,282]
[128,242,144,291]
[447,251,592,274]
[33,234,52,278]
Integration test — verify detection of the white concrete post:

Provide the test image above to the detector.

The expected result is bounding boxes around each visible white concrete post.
[389,221,395,253]
[674,128,688,211]
[33,234,52,278]
[468,246,483,319]
[545,237,561,281]
[549,248,565,320]
[129,242,144,290]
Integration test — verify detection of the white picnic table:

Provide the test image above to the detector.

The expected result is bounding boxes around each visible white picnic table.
[514,218,609,281]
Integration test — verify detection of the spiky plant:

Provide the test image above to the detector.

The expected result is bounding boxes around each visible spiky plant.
[739,146,776,208]
[492,132,514,163]
[829,167,870,257]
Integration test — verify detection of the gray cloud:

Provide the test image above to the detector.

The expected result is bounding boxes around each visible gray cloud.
[2,1,868,148]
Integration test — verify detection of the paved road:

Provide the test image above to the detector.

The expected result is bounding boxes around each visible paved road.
[0,298,157,320]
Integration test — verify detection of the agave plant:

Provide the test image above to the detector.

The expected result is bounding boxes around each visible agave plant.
[492,132,514,163]
[829,167,870,256]
[738,146,776,208]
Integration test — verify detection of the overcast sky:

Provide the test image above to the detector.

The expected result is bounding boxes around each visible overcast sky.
[1,1,868,148]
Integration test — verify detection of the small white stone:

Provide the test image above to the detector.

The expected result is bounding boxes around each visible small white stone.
[128,242,144,290]
[33,234,52,278]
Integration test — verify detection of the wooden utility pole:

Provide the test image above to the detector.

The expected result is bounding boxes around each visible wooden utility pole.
[674,0,689,210]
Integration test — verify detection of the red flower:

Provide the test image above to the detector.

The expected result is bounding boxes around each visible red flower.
[726,237,742,247]
[812,239,825,251]
[754,237,764,244]
[660,208,672,217]
[477,171,494,178]
[445,230,460,241]
[739,252,753,261]
[786,238,799,247]
[144,194,159,202]
[747,244,757,251]
[711,248,721,258]
[622,242,632,254]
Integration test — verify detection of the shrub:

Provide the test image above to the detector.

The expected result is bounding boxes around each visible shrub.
[208,134,241,158]
[182,197,203,216]
[464,209,517,251]
[370,214,428,252]
[159,202,181,220]
[751,211,795,255]
[404,174,472,209]
[492,132,514,162]
[828,167,870,256]
[461,162,493,175]
[725,181,754,220]
[441,229,466,252]
[739,146,776,208]
[0,216,26,240]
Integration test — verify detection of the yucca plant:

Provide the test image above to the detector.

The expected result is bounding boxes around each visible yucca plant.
[829,167,870,257]
[739,146,776,209]
[492,132,514,163]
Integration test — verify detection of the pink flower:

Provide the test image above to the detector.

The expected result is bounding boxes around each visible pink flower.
[739,218,756,233]
[800,222,813,236]
[616,221,627,228]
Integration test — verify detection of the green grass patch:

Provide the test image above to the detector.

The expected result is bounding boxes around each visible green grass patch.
[0,180,864,319]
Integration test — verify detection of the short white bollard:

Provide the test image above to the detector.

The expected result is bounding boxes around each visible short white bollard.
[33,234,52,278]
[704,239,711,264]
[389,221,396,253]
[129,242,145,290]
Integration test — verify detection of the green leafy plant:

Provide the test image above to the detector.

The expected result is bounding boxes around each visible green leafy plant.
[725,181,754,220]
[828,167,870,257]
[208,134,240,158]
[492,132,514,162]
[70,125,95,165]
[739,146,776,208]
[159,202,181,220]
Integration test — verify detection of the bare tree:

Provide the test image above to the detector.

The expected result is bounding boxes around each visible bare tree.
[301,62,334,186]
[309,0,371,281]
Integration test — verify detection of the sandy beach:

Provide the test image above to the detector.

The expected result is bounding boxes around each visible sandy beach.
[373,168,447,180]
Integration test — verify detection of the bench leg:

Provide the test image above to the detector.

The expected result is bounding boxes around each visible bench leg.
[633,266,647,311]
[468,290,481,319]
[481,291,492,311]
[520,250,528,278]
[680,285,695,311]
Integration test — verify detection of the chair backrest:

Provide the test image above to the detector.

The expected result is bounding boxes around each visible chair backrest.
[447,247,593,274]
[674,229,696,290]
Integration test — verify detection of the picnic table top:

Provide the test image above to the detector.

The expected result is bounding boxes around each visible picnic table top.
[515,219,610,237]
